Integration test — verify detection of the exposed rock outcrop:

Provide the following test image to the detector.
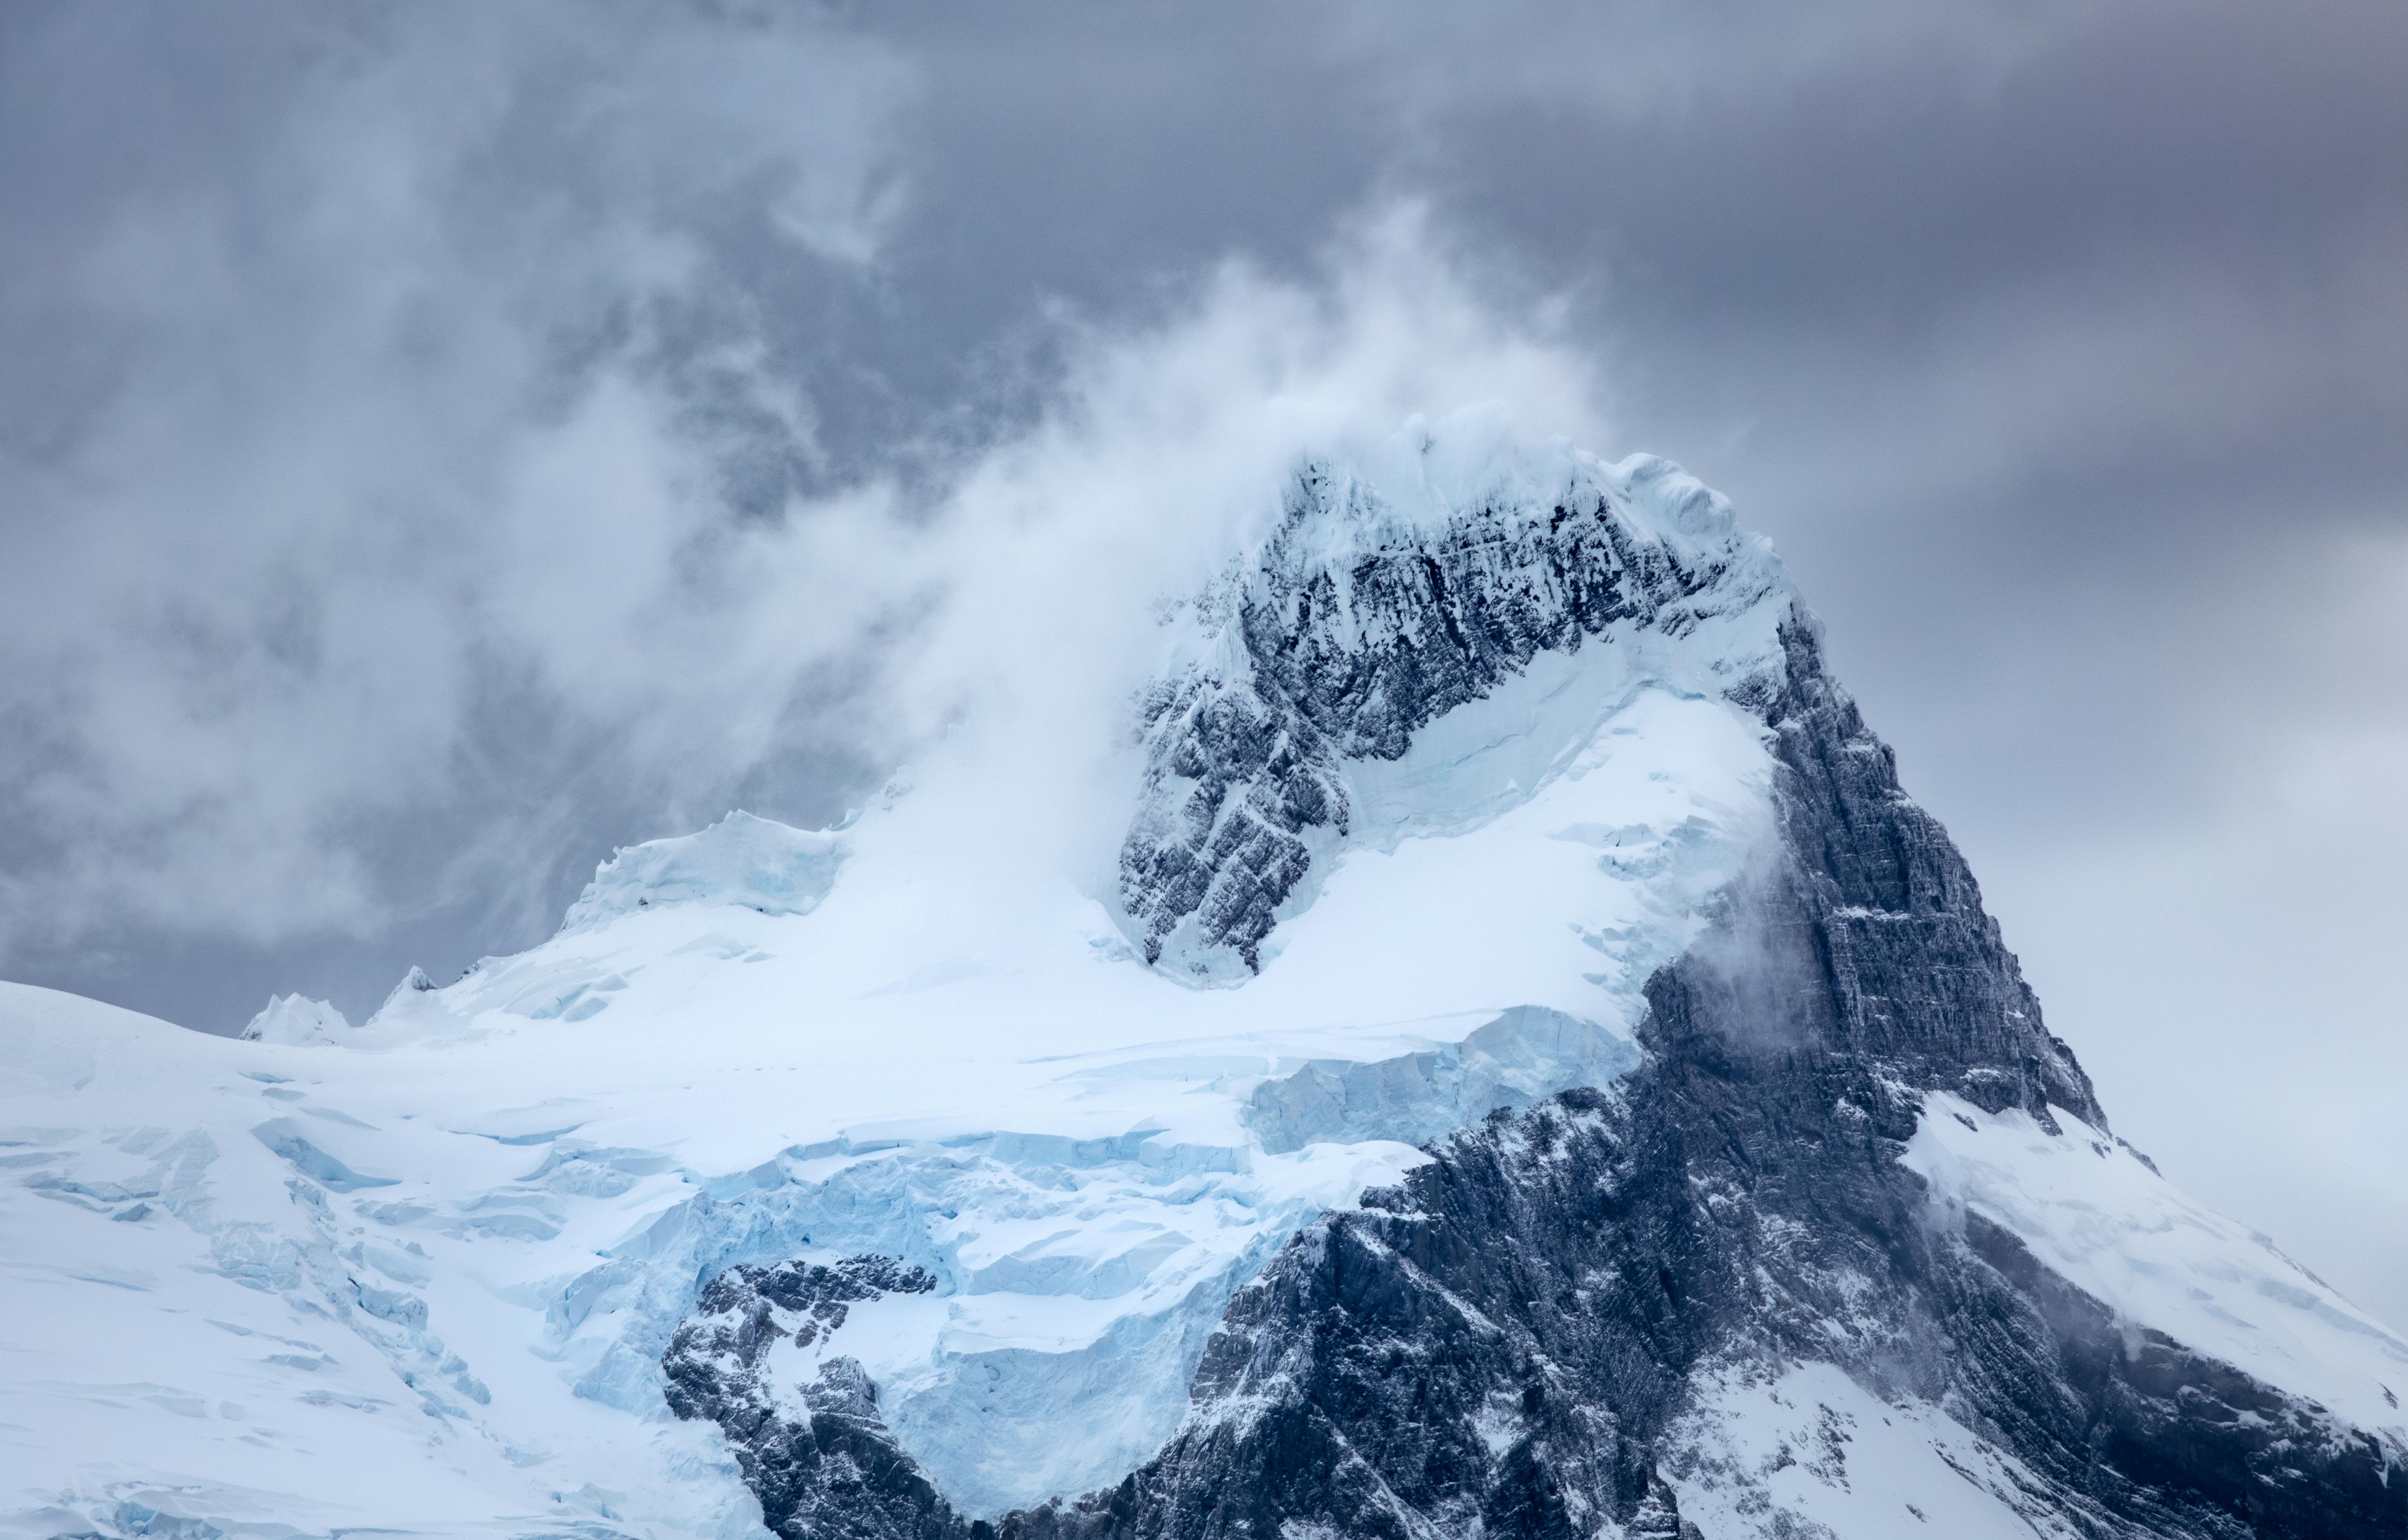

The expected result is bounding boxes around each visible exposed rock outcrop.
[1118,455,1784,975]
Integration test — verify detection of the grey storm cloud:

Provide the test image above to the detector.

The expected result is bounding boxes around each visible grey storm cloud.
[1,0,2403,1319]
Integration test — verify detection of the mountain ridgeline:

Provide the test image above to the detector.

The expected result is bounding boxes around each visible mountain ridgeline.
[1118,454,1783,977]
[665,447,2404,1540]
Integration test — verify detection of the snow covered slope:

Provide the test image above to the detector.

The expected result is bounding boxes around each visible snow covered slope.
[1903,1093,2408,1438]
[4,417,2402,1540]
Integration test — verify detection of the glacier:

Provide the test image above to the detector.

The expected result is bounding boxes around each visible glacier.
[3,415,2403,1540]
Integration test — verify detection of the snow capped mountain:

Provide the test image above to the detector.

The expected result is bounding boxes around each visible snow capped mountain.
[240,994,350,1045]
[1120,441,1788,978]
[3,417,2402,1540]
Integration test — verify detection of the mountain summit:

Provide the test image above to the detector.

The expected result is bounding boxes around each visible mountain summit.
[3,418,2402,1539]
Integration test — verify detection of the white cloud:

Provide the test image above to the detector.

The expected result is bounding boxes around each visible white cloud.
[0,3,913,948]
[860,206,1609,881]
[0,140,1597,963]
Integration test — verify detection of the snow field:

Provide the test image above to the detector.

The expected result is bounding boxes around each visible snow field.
[1666,1360,2085,1540]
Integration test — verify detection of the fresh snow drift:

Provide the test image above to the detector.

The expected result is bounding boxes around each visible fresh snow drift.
[3,415,2402,1540]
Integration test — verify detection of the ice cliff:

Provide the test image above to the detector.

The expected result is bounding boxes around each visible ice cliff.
[3,417,2402,1540]
[562,813,848,936]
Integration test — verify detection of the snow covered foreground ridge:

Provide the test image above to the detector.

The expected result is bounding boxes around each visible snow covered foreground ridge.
[3,420,2404,1540]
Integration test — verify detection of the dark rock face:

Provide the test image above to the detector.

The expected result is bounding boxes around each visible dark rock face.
[662,1257,949,1540]
[667,599,2402,1537]
[1722,616,2102,1130]
[1117,460,1780,973]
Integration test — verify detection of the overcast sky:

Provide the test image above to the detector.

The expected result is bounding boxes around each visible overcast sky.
[3,0,2403,1323]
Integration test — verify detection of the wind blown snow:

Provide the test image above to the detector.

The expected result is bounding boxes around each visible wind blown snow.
[0,426,1790,1532]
